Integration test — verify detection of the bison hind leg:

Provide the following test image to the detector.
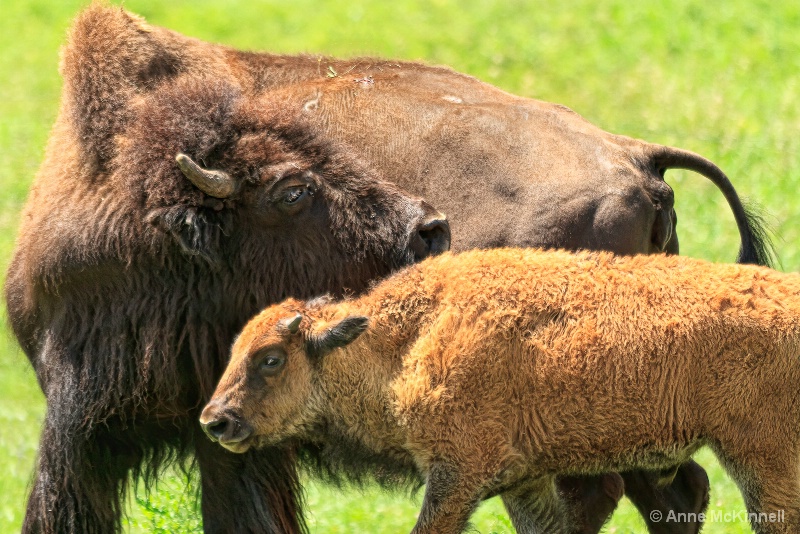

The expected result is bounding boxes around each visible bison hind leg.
[555,473,624,534]
[621,461,709,534]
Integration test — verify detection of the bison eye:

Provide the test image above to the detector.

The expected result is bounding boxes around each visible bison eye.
[281,186,308,205]
[257,350,286,376]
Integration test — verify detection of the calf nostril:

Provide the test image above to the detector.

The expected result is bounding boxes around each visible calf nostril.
[203,419,229,441]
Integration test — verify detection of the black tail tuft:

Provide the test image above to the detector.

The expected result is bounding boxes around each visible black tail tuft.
[736,201,778,268]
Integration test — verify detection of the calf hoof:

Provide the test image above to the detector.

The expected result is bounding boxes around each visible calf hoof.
[622,460,710,534]
[557,473,624,534]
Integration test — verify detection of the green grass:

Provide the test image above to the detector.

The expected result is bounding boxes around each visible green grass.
[1,0,798,532]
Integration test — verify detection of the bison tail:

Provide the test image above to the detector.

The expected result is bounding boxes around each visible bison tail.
[648,145,776,268]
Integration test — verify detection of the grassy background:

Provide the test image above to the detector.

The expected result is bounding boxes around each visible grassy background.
[1,0,798,532]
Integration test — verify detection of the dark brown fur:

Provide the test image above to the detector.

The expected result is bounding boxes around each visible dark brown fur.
[55,6,772,264]
[5,5,775,534]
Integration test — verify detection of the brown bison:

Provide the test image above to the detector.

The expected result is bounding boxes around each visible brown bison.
[5,5,772,534]
[203,248,800,534]
[5,73,449,533]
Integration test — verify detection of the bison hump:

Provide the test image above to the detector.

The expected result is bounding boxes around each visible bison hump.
[59,5,235,171]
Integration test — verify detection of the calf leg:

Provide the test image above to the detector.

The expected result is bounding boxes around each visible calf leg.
[712,444,800,534]
[195,429,304,534]
[621,461,709,534]
[556,473,625,534]
[503,476,577,534]
[411,463,485,534]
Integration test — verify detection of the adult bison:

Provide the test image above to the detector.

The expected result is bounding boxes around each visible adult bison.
[5,5,772,534]
[6,73,450,533]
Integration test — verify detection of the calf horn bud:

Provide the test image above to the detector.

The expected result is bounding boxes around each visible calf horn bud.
[176,153,239,199]
[280,314,303,334]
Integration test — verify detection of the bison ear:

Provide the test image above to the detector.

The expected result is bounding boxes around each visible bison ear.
[145,205,227,266]
[307,316,369,358]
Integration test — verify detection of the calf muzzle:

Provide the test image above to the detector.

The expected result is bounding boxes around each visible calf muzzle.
[199,401,253,451]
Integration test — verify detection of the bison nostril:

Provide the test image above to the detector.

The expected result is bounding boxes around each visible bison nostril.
[202,418,229,442]
[413,218,451,260]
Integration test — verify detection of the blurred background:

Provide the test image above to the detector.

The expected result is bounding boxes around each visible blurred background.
[1,1,798,532]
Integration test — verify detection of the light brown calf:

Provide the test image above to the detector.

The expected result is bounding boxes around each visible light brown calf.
[202,248,800,533]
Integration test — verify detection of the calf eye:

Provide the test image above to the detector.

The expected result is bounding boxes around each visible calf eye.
[282,186,308,205]
[261,356,284,372]
[256,350,287,376]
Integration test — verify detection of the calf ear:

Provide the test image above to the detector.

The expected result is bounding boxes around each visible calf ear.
[307,316,369,358]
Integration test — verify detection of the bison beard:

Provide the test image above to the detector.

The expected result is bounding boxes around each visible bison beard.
[6,5,774,534]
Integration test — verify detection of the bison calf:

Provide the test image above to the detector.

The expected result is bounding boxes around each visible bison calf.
[202,248,799,534]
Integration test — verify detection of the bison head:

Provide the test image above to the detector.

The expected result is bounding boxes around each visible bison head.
[120,76,449,296]
[8,75,449,407]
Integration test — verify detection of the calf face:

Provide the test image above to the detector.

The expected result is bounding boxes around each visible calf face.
[200,302,368,453]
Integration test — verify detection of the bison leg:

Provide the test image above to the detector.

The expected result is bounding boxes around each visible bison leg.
[23,381,139,533]
[555,473,625,533]
[194,428,304,534]
[621,461,709,534]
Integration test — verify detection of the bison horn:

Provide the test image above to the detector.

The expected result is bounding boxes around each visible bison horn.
[176,153,239,199]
